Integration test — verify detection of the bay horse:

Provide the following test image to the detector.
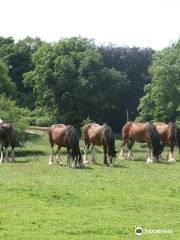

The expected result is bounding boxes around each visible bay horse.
[0,121,16,163]
[119,122,163,163]
[83,123,116,166]
[48,124,83,168]
[154,122,180,161]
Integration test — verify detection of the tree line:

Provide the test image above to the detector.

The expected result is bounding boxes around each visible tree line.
[0,36,179,134]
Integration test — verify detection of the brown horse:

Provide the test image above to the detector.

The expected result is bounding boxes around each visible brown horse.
[119,122,163,163]
[48,124,83,168]
[83,123,116,166]
[154,122,180,161]
[0,121,16,163]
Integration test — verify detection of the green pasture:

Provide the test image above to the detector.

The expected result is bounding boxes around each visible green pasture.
[0,132,180,240]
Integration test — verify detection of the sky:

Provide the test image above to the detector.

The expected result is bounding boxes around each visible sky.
[0,0,180,50]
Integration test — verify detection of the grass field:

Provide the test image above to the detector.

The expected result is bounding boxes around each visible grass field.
[0,132,180,240]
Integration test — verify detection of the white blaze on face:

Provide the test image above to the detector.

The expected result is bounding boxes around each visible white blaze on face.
[0,119,3,124]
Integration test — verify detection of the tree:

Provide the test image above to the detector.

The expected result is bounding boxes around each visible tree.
[0,36,43,108]
[24,37,126,129]
[0,60,17,98]
[137,39,180,122]
[99,45,154,125]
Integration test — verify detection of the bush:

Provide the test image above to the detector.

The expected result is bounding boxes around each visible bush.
[26,108,54,127]
[0,94,29,143]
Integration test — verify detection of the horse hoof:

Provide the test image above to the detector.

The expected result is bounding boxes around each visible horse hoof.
[59,161,63,165]
[119,156,125,160]
[83,160,89,164]
[168,158,176,162]
[146,157,153,163]
[48,161,54,165]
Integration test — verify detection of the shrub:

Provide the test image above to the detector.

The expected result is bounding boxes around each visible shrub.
[0,94,29,143]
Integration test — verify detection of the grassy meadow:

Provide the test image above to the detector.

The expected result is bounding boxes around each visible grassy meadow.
[0,132,180,240]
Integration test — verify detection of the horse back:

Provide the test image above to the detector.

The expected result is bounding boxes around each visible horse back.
[84,123,105,145]
[49,124,67,146]
[122,122,148,143]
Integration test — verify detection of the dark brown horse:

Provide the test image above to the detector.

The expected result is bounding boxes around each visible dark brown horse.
[154,122,180,161]
[48,124,83,168]
[83,123,116,166]
[120,122,163,163]
[0,121,16,163]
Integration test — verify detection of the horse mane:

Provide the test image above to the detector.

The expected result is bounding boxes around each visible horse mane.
[66,125,81,160]
[103,124,116,157]
[147,122,163,157]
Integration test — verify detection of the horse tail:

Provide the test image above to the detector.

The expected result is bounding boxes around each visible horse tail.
[147,122,163,157]
[66,125,81,161]
[175,127,180,153]
[48,125,55,147]
[103,124,116,157]
[121,122,133,141]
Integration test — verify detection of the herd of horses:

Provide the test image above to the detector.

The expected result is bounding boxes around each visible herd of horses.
[0,118,180,167]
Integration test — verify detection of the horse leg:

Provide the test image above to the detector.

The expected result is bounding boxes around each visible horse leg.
[0,147,3,163]
[127,139,135,160]
[55,146,63,165]
[146,145,154,163]
[91,145,97,163]
[4,147,9,163]
[119,140,127,160]
[66,147,71,167]
[103,145,109,166]
[10,144,15,162]
[48,145,55,165]
[83,141,90,164]
[168,143,176,162]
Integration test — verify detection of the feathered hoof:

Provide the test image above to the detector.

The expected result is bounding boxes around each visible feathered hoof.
[48,161,54,165]
[146,157,153,163]
[83,160,89,164]
[168,158,176,162]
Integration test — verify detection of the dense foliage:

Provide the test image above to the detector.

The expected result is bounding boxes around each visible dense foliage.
[0,94,29,142]
[24,37,127,129]
[137,39,180,123]
[0,35,179,131]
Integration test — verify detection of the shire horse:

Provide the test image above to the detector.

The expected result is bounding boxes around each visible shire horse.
[83,123,116,166]
[48,124,83,168]
[0,120,16,163]
[119,122,163,163]
[154,122,180,161]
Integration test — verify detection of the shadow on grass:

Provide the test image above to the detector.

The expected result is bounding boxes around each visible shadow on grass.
[113,164,129,168]
[13,159,30,163]
[15,150,46,157]
[77,166,94,170]
[156,160,177,164]
[132,158,146,162]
